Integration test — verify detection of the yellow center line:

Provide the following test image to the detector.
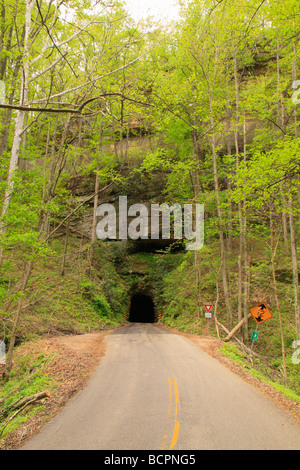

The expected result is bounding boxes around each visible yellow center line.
[160,377,180,451]
[169,421,180,450]
[169,378,180,450]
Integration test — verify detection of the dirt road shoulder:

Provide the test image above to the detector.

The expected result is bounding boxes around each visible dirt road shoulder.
[0,330,111,450]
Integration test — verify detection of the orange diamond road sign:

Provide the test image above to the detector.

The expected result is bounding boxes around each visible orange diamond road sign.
[250,303,272,325]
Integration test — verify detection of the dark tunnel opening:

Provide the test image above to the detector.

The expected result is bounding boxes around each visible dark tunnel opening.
[129,293,156,323]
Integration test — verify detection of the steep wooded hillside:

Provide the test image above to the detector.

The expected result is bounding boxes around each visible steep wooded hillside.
[1,0,300,404]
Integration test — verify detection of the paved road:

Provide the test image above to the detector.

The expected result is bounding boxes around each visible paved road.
[22,323,300,450]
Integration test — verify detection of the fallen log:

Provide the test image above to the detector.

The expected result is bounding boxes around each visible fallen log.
[216,320,259,357]
[0,390,50,437]
[224,313,252,342]
[10,391,50,411]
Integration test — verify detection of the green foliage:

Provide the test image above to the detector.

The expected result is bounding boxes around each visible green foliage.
[221,343,300,403]
[79,278,112,318]
[1,0,300,422]
[231,137,300,209]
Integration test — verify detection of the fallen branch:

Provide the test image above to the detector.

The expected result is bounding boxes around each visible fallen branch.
[224,313,252,342]
[217,320,259,357]
[10,391,50,412]
[0,391,50,438]
[216,319,231,337]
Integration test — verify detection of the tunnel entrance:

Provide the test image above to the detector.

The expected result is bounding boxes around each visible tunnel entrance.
[129,292,155,323]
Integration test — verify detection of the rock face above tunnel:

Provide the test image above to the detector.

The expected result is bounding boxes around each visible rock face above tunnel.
[65,166,178,252]
[129,292,155,323]
[61,118,259,246]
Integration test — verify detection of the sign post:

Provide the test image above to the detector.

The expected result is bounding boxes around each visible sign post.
[204,305,212,334]
[246,302,272,367]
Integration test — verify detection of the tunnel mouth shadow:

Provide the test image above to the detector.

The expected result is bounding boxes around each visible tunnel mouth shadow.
[129,292,156,323]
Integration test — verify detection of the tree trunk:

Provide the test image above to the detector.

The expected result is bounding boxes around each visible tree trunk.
[0,54,23,157]
[191,122,202,319]
[242,112,249,341]
[3,260,33,375]
[289,195,300,339]
[61,205,71,276]
[89,119,103,266]
[233,47,244,332]
[270,209,288,386]
[293,35,298,138]
[0,0,33,263]
[209,95,233,327]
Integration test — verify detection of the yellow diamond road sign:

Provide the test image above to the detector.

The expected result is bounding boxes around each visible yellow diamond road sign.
[250,303,272,325]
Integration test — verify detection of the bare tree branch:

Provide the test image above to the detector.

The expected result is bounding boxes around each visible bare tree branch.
[33,49,151,103]
[0,92,153,114]
[0,102,81,113]
[35,0,78,78]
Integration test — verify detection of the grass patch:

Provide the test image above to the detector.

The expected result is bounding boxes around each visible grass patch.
[0,348,58,439]
[0,236,127,345]
[221,342,300,405]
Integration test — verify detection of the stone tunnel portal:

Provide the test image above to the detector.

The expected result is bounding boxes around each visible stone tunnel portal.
[129,292,156,323]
